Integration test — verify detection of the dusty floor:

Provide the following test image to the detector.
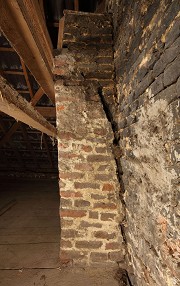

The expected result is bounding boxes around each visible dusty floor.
[0,180,125,286]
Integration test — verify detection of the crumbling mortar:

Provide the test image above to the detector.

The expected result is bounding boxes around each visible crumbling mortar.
[107,12,135,285]
[97,85,131,281]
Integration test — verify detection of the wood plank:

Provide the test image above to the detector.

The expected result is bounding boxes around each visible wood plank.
[43,134,53,168]
[16,90,29,94]
[20,123,39,169]
[57,16,65,49]
[2,70,24,75]
[35,107,56,118]
[0,234,59,244]
[0,0,55,104]
[47,22,59,28]
[74,0,79,11]
[30,88,44,106]
[0,47,14,52]
[0,200,16,217]
[0,243,60,269]
[38,0,46,21]
[0,121,21,148]
[0,118,25,167]
[20,58,34,99]
[0,76,57,138]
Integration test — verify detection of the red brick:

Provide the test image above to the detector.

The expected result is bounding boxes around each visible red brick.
[59,152,79,159]
[81,145,93,152]
[74,163,93,171]
[80,220,102,228]
[87,155,111,162]
[54,57,68,66]
[74,182,100,189]
[94,128,106,136]
[59,131,77,140]
[60,250,72,265]
[105,242,121,250]
[56,105,65,111]
[60,249,88,261]
[91,194,106,200]
[61,229,78,238]
[75,241,103,249]
[94,231,116,240]
[90,252,108,262]
[61,198,72,207]
[95,147,107,153]
[60,172,84,180]
[61,240,73,248]
[59,180,66,188]
[56,96,78,102]
[61,219,73,228]
[61,191,83,198]
[97,165,109,171]
[102,183,115,192]
[108,251,124,261]
[100,213,116,221]
[94,174,112,181]
[60,210,87,218]
[52,67,67,76]
[74,200,90,207]
[89,211,99,219]
[94,202,117,209]
[58,142,69,149]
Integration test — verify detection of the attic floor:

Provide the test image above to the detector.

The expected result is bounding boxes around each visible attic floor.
[0,179,123,286]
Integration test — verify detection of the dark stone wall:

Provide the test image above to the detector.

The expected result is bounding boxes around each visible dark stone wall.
[106,0,180,285]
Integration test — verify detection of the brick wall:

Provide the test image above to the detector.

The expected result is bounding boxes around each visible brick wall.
[106,0,180,285]
[53,11,125,266]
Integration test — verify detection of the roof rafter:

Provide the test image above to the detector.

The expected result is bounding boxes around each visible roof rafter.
[20,58,34,99]
[0,119,25,169]
[20,123,39,169]
[30,87,44,106]
[43,134,53,168]
[0,0,55,104]
[0,121,21,148]
[0,76,57,138]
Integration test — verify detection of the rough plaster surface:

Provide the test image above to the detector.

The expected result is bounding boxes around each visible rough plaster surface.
[106,0,180,285]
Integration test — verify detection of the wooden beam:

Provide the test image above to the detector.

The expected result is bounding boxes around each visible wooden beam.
[2,70,24,75]
[0,149,9,168]
[0,121,21,148]
[20,123,39,169]
[16,90,29,94]
[0,76,57,138]
[0,120,26,170]
[0,0,55,104]
[35,107,56,118]
[20,58,34,99]
[43,134,53,168]
[57,16,65,49]
[38,0,46,21]
[30,87,44,106]
[74,0,79,11]
[47,22,59,28]
[0,47,14,52]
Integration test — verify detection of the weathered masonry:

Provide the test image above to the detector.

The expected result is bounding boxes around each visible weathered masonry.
[53,11,125,266]
[0,1,179,286]
[105,1,180,285]
[54,1,180,285]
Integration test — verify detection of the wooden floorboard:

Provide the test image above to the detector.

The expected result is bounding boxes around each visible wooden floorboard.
[0,180,60,270]
[0,243,60,269]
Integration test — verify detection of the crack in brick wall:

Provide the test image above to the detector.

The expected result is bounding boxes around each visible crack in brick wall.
[53,11,125,266]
